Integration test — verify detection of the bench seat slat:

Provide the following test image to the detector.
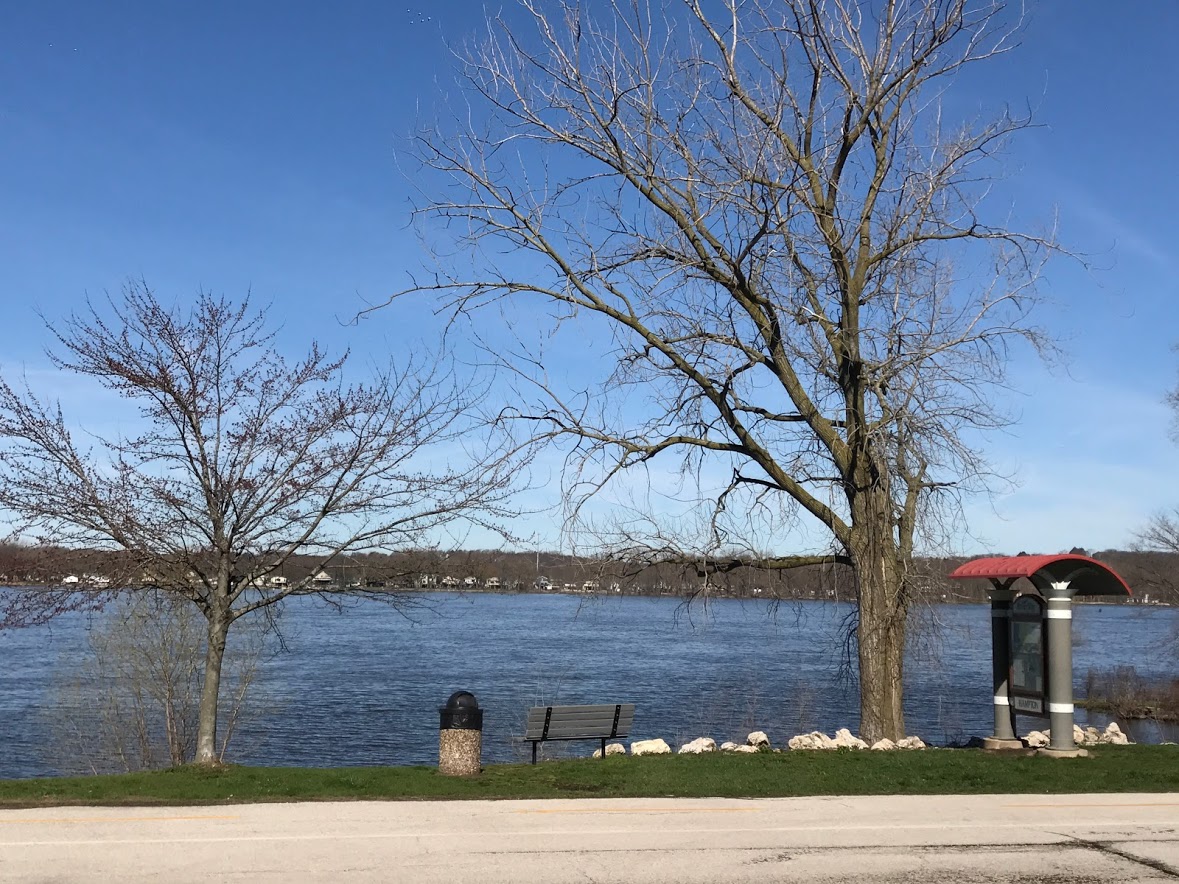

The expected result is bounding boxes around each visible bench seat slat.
[525,714,622,728]
[524,715,633,732]
[525,719,633,738]
[528,727,629,740]
[528,711,631,721]
[526,708,633,723]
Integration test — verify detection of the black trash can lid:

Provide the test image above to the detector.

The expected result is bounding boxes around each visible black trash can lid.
[441,690,479,711]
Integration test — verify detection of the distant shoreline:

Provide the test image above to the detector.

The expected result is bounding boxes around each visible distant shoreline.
[1,582,1168,606]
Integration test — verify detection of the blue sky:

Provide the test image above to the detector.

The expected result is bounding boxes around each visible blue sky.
[1,1,1176,556]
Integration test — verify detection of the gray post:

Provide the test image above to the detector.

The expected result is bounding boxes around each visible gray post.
[983,584,1020,749]
[1044,583,1080,755]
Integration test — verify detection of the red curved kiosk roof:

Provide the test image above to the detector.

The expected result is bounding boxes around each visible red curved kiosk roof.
[949,554,1131,596]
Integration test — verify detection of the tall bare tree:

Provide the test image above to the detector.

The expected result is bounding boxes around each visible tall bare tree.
[1139,512,1179,560]
[397,0,1054,740]
[0,282,521,764]
[1135,352,1179,602]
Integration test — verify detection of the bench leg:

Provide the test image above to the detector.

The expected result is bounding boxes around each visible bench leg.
[532,741,537,765]
[601,738,606,759]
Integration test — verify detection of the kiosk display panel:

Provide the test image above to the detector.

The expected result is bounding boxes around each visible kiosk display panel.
[1009,593,1046,715]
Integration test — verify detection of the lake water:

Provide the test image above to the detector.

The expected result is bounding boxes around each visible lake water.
[1,592,1176,778]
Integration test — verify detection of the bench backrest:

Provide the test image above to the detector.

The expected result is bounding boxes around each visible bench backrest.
[524,704,635,741]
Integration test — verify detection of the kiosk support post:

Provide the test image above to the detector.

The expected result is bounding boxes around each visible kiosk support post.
[985,583,1019,748]
[1044,583,1077,753]
[980,584,1018,749]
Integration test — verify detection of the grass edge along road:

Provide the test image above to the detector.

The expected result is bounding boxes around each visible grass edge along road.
[1,745,1177,807]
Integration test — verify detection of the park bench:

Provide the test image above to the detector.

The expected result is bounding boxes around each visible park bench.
[524,703,636,764]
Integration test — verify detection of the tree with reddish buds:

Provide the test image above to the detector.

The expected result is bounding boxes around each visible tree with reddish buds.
[0,281,523,764]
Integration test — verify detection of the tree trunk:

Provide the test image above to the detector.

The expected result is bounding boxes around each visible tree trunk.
[164,683,184,767]
[855,572,906,742]
[193,612,228,765]
[850,488,908,743]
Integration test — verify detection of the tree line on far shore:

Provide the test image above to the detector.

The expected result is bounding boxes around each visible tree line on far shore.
[3,543,1175,606]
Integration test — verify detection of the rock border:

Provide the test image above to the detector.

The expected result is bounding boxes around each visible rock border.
[599,723,1131,758]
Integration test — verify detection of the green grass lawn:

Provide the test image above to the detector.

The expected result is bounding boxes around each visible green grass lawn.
[1,745,1176,807]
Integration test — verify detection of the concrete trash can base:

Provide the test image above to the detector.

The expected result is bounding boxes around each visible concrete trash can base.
[439,728,482,776]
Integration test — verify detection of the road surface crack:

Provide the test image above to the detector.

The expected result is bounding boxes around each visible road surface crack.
[1064,834,1179,879]
[747,850,794,865]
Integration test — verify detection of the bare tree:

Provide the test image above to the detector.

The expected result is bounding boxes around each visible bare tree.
[395,0,1054,740]
[1139,512,1179,559]
[1135,354,1179,607]
[0,282,522,764]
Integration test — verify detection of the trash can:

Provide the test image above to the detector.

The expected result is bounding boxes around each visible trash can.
[438,690,483,776]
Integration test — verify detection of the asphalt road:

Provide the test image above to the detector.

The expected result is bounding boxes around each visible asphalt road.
[1,793,1177,883]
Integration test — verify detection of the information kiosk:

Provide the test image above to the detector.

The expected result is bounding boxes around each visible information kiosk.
[949,554,1132,756]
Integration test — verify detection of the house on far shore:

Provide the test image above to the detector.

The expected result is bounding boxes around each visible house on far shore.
[60,574,110,587]
[312,571,332,585]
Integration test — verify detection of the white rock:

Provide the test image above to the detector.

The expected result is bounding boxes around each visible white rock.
[1024,730,1050,748]
[746,731,770,749]
[833,728,869,750]
[677,737,717,754]
[870,738,896,751]
[1083,726,1101,746]
[787,731,838,751]
[1101,722,1130,745]
[786,733,814,750]
[720,741,740,752]
[896,736,926,750]
[732,744,759,753]
[1073,724,1086,744]
[592,742,627,758]
[630,738,671,756]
